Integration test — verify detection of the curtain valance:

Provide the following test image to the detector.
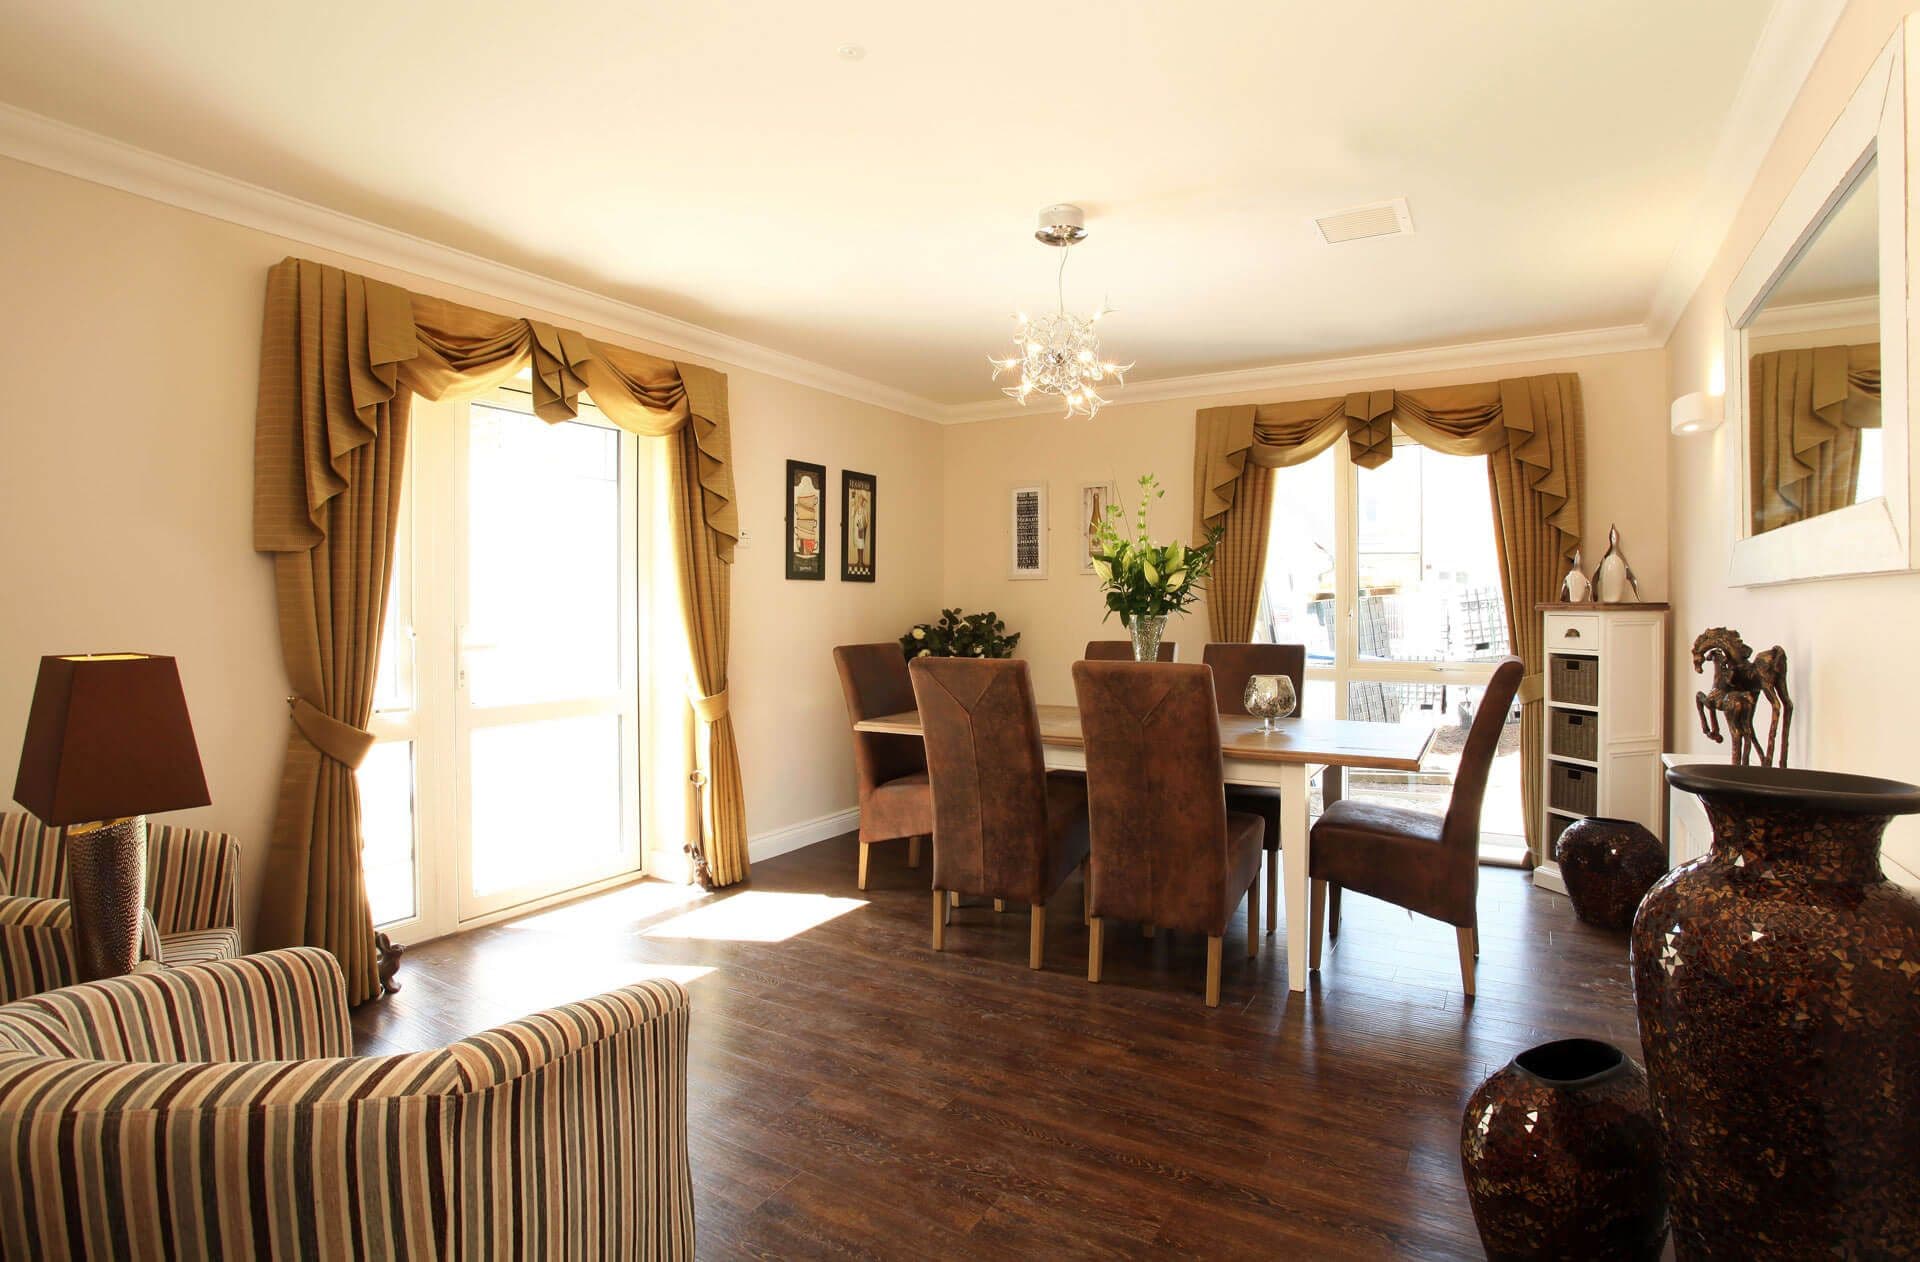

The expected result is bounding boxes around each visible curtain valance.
[253,258,739,560]
[1749,342,1880,533]
[1194,372,1584,561]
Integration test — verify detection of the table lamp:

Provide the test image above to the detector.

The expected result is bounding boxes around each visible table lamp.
[13,653,209,980]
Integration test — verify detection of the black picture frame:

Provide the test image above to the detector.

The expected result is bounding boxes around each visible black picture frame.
[841,470,876,582]
[785,459,827,580]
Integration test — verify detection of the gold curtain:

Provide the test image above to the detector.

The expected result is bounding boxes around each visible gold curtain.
[1749,343,1880,533]
[1206,464,1274,641]
[669,419,749,888]
[253,258,746,1001]
[1195,371,1584,861]
[1485,374,1585,867]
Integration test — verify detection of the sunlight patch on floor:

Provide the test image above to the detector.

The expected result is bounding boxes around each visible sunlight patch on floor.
[643,890,868,942]
[501,879,708,934]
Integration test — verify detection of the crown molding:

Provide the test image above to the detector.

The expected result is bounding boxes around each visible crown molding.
[0,101,951,424]
[1643,0,1852,341]
[934,322,1662,424]
[1747,292,1879,336]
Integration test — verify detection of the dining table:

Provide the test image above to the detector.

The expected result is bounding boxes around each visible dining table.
[852,703,1436,992]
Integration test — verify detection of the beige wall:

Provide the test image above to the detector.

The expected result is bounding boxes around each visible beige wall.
[940,349,1670,706]
[1665,0,1919,886]
[0,155,945,941]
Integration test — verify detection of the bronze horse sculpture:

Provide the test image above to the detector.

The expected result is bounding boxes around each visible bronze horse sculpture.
[1692,627,1793,767]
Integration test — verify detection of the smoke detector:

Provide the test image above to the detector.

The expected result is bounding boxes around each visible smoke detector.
[1314,197,1414,245]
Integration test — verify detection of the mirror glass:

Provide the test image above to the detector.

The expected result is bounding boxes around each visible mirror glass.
[1742,158,1882,536]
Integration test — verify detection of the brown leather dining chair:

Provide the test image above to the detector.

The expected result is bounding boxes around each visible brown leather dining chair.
[1308,655,1525,997]
[910,657,1090,969]
[1083,639,1177,662]
[1201,642,1306,938]
[1073,661,1265,1006]
[832,644,933,889]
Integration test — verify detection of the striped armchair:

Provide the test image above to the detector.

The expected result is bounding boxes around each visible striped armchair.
[0,812,242,1002]
[0,948,695,1259]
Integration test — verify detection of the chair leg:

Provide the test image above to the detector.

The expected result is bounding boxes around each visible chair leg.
[1088,916,1105,982]
[1309,879,1327,971]
[950,890,961,908]
[1264,851,1278,936]
[1456,926,1476,998]
[1473,923,1480,958]
[1029,904,1045,970]
[994,899,1006,913]
[1328,884,1343,941]
[908,836,921,868]
[931,890,945,951]
[858,842,871,891]
[1205,936,1223,1008]
[1247,877,1260,958]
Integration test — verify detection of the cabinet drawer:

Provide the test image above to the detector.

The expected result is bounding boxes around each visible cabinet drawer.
[1544,613,1600,650]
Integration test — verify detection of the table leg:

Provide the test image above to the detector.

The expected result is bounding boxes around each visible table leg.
[1281,763,1311,991]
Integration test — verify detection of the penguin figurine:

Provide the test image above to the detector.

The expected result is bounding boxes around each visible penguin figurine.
[1593,524,1642,603]
[1559,547,1592,603]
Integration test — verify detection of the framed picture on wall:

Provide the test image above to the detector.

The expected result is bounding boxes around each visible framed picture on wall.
[841,470,876,582]
[1078,480,1118,573]
[785,459,827,580]
[1009,482,1047,580]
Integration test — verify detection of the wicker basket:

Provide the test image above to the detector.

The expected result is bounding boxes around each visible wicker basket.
[1550,655,1599,707]
[1550,763,1598,817]
[1550,709,1598,761]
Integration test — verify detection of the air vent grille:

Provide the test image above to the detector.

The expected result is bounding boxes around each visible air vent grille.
[1314,198,1414,245]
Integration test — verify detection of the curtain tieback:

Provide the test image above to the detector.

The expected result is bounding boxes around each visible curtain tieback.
[1517,673,1545,706]
[288,696,377,769]
[690,687,730,724]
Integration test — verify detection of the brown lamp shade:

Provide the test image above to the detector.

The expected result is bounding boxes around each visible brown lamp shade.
[13,654,210,826]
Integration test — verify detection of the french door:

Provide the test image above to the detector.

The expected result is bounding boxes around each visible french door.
[1259,431,1526,863]
[361,387,644,941]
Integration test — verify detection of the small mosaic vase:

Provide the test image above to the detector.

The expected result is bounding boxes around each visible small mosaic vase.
[1460,1038,1668,1261]
[1557,817,1666,930]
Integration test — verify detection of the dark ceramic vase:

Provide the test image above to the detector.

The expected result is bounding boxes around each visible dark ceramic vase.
[1460,1038,1668,1261]
[1632,764,1920,1259]
[1557,817,1666,930]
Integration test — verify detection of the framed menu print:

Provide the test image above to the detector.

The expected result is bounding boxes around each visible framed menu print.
[1078,480,1118,573]
[841,469,876,582]
[1009,482,1047,580]
[785,459,827,580]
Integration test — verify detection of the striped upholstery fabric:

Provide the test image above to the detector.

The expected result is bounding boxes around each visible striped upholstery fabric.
[0,948,696,1259]
[0,813,242,1002]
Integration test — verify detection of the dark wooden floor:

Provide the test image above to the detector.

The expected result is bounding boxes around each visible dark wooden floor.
[353,834,1643,1260]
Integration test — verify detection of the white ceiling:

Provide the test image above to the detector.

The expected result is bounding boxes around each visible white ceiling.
[0,0,1786,407]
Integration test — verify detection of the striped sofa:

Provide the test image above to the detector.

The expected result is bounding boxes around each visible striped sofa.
[0,947,696,1258]
[0,812,242,1001]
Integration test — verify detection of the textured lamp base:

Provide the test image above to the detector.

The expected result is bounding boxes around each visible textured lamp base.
[66,815,148,981]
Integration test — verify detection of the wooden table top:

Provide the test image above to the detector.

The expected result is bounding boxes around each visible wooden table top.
[855,704,1434,772]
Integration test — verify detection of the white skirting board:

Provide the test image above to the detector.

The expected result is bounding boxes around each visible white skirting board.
[749,807,861,863]
[1531,861,1568,895]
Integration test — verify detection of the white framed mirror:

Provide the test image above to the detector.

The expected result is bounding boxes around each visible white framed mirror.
[1723,30,1910,586]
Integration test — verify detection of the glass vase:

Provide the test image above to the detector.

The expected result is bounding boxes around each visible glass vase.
[1128,614,1168,663]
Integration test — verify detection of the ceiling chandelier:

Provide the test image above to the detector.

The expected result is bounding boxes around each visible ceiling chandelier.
[989,204,1133,419]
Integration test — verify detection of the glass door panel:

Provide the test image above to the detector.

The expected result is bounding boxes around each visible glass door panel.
[457,398,640,920]
[1355,442,1509,663]
[1256,448,1339,669]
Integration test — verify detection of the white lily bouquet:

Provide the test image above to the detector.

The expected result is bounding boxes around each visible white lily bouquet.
[1090,474,1221,636]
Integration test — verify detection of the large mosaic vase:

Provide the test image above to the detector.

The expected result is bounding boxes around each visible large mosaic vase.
[1632,764,1920,1258]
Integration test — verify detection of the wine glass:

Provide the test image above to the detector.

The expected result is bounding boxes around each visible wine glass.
[1243,674,1298,733]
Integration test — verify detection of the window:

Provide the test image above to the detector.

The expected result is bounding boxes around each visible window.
[1260,432,1525,864]
[359,387,647,940]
